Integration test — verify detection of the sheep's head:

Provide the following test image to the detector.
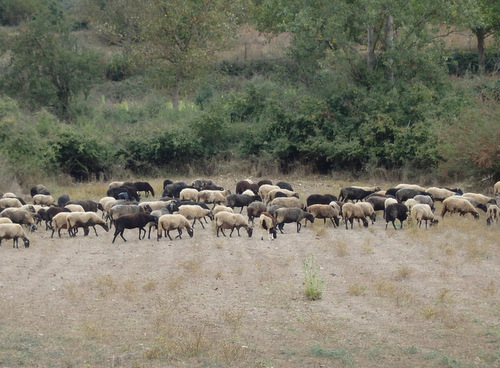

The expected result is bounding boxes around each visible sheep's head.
[187,227,194,238]
[246,226,253,237]
[23,238,30,248]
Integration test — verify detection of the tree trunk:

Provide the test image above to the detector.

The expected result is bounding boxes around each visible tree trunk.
[385,14,394,84]
[476,29,486,75]
[367,26,375,70]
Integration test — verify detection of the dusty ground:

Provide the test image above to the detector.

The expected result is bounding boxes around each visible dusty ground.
[0,175,498,368]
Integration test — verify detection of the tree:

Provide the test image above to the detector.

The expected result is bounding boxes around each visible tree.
[82,0,244,109]
[0,0,101,119]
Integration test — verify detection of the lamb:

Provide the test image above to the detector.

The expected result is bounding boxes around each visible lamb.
[264,188,299,205]
[179,188,200,202]
[157,214,194,240]
[410,204,438,229]
[384,203,409,230]
[274,207,314,233]
[33,194,56,206]
[461,192,497,205]
[258,212,277,240]
[0,197,23,208]
[270,197,305,210]
[225,193,262,213]
[247,202,267,226]
[306,194,337,207]
[235,180,259,195]
[112,213,158,243]
[0,223,30,248]
[65,204,85,213]
[425,187,458,202]
[214,212,253,237]
[441,197,480,219]
[342,203,369,229]
[486,204,499,226]
[412,195,435,212]
[338,187,377,202]
[66,212,109,237]
[1,208,37,231]
[306,204,340,227]
[134,181,155,197]
[176,205,213,229]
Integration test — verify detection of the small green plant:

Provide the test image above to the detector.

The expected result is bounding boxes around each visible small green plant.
[302,255,325,300]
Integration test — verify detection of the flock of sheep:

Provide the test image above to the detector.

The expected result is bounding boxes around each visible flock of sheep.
[0,178,499,249]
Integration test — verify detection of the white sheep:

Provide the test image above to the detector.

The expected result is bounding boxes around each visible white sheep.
[0,218,13,224]
[404,198,418,212]
[212,205,234,216]
[108,181,125,189]
[179,188,199,202]
[342,203,369,229]
[257,184,280,201]
[51,212,73,238]
[264,188,299,205]
[494,181,500,196]
[214,212,253,237]
[66,211,109,237]
[425,187,456,202]
[157,214,194,240]
[241,189,256,196]
[139,200,176,211]
[2,192,18,198]
[306,204,340,227]
[384,198,398,208]
[486,204,499,226]
[410,204,438,228]
[270,197,306,210]
[357,202,376,224]
[395,183,427,192]
[65,204,85,212]
[461,192,496,205]
[0,223,30,248]
[441,197,479,219]
[258,212,277,240]
[0,197,23,208]
[197,190,230,208]
[1,208,37,231]
[176,205,213,229]
[33,194,55,206]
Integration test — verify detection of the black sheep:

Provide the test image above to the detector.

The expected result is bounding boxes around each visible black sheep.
[134,181,155,197]
[276,181,294,191]
[306,194,337,207]
[225,194,262,213]
[395,188,433,203]
[235,180,259,195]
[385,203,408,230]
[112,213,158,243]
[338,187,377,202]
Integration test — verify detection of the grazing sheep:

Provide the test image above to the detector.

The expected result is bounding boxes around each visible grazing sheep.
[1,209,37,231]
[51,212,75,238]
[342,203,369,229]
[365,196,390,212]
[461,192,497,205]
[235,180,259,195]
[214,212,253,237]
[265,188,299,205]
[65,204,85,213]
[357,202,376,224]
[306,194,337,207]
[459,197,488,212]
[176,205,213,229]
[270,197,305,210]
[395,188,433,203]
[162,181,189,198]
[180,188,200,202]
[0,197,23,208]
[134,181,155,197]
[0,223,30,248]
[338,187,377,202]
[412,195,435,212]
[66,212,109,237]
[395,183,427,192]
[30,184,50,197]
[258,212,277,240]
[157,214,194,240]
[247,202,267,226]
[404,198,418,212]
[411,204,438,229]
[225,193,262,213]
[257,179,273,186]
[212,205,234,216]
[66,200,101,213]
[33,194,56,206]
[258,184,281,201]
[486,204,499,226]
[425,187,458,202]
[197,190,230,208]
[441,197,480,219]
[274,207,314,233]
[385,203,409,230]
[306,204,340,227]
[112,213,158,243]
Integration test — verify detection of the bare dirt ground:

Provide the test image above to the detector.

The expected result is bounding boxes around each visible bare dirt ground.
[0,175,498,368]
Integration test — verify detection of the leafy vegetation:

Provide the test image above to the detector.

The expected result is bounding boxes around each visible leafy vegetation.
[0,0,499,185]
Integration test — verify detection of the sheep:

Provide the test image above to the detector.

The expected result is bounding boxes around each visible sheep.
[257,179,273,186]
[395,188,433,203]
[1,209,37,231]
[30,184,50,197]
[241,189,256,196]
[225,193,262,213]
[51,212,75,238]
[191,178,216,188]
[395,183,427,192]
[276,181,294,191]
[33,194,56,206]
[66,212,109,237]
[66,200,101,213]
[258,184,281,201]
[112,213,158,243]
[247,201,267,226]
[306,194,337,207]
[162,181,189,198]
[140,200,178,212]
[494,181,500,196]
[486,204,499,226]
[411,204,438,229]
[441,197,480,219]
[0,197,23,208]
[338,187,377,202]
[179,188,200,202]
[214,212,253,237]
[109,204,144,222]
[274,207,314,233]
[107,186,140,201]
[459,197,488,212]
[350,186,382,192]
[134,181,155,197]
[0,223,30,248]
[176,205,213,229]
[266,205,283,218]
[270,197,305,210]
[385,203,409,230]
[404,198,418,212]
[306,204,340,227]
[265,188,299,205]
[384,197,398,208]
[65,204,85,213]
[0,218,13,224]
[235,180,259,195]
[108,181,125,189]
[197,190,230,208]
[357,202,376,224]
[365,196,390,212]
[425,187,458,202]
[461,192,497,205]
[258,212,277,240]
[43,206,71,230]
[2,192,18,198]
[157,214,194,240]
[57,194,70,208]
[212,205,234,216]
[342,203,369,229]
[412,195,435,212]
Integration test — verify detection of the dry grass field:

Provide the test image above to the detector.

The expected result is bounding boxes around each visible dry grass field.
[0,174,499,368]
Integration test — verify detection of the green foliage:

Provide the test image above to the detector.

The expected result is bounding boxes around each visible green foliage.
[0,0,40,26]
[447,51,500,76]
[302,255,325,301]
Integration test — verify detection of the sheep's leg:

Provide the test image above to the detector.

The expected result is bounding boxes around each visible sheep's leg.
[198,219,206,229]
[277,223,285,234]
[392,221,398,230]
[138,227,146,240]
[92,226,99,236]
[175,229,183,239]
[296,221,302,233]
[166,230,174,240]
[229,228,236,237]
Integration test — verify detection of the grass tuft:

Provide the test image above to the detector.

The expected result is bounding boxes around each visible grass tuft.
[302,254,325,300]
